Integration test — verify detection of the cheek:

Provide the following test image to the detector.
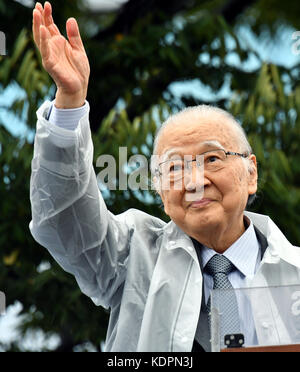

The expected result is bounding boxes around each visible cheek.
[162,190,184,216]
[220,168,248,201]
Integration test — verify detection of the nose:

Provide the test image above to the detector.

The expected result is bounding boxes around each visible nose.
[184,167,211,202]
[184,164,211,191]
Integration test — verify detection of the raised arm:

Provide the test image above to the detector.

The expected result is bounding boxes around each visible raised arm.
[30,2,130,309]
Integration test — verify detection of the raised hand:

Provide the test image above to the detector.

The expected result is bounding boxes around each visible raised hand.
[32,2,90,108]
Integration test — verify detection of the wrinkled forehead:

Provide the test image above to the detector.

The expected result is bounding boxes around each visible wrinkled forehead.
[160,140,224,162]
[156,114,240,157]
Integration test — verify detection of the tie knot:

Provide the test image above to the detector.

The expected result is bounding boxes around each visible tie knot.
[205,254,235,277]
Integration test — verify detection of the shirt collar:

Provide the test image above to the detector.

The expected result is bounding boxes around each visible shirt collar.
[201,216,260,278]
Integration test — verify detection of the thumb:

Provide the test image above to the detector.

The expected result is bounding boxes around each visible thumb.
[66,17,84,50]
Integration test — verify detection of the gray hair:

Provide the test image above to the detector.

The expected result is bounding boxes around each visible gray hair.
[151,104,257,205]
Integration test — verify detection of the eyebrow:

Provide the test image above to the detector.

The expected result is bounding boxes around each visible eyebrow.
[160,140,225,161]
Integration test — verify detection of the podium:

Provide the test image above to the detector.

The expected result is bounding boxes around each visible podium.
[221,344,300,352]
[210,284,300,352]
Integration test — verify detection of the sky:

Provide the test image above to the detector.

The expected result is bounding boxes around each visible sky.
[84,0,129,11]
[0,1,300,352]
[14,0,129,10]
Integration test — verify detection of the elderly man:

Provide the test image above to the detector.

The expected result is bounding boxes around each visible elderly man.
[30,2,300,352]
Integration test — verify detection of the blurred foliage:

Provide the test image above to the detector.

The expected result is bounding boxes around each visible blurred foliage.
[0,0,300,351]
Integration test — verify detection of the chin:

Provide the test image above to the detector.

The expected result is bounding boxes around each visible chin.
[188,212,221,230]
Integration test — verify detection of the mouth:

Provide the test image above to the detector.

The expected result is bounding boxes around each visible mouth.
[189,198,213,208]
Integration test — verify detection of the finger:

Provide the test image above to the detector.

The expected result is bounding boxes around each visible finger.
[39,25,51,61]
[66,18,84,51]
[43,1,54,27]
[35,2,45,25]
[48,22,61,37]
[43,1,61,37]
[35,2,43,13]
[32,9,42,48]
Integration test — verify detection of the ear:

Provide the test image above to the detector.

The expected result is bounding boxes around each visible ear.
[247,154,258,195]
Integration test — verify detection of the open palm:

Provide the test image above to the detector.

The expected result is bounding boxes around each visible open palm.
[32,2,90,107]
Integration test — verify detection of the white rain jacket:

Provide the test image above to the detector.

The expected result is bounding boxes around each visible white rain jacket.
[29,101,300,352]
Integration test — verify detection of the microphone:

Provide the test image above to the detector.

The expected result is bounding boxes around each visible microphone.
[224,333,245,348]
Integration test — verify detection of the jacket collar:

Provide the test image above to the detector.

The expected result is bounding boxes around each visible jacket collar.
[253,225,268,259]
[162,220,199,262]
[244,211,300,268]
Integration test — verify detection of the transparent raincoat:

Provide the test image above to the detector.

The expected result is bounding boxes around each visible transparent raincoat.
[30,101,300,351]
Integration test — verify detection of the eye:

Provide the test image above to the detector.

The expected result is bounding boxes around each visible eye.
[207,155,219,163]
[169,163,183,172]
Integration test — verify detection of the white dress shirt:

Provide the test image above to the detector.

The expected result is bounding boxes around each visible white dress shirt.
[47,100,88,130]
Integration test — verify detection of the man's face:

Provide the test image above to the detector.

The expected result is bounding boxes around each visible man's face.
[156,114,257,242]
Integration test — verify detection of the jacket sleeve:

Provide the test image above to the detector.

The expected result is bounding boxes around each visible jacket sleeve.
[29,101,131,309]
